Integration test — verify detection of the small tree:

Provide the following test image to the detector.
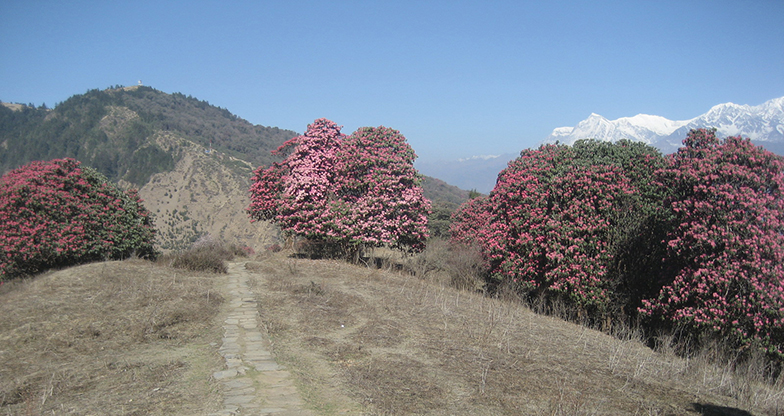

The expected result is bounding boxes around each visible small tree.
[0,158,156,278]
[331,126,431,254]
[247,118,345,238]
[449,195,492,248]
[248,119,430,258]
[640,129,784,355]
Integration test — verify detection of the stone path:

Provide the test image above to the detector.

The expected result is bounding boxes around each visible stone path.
[210,261,313,416]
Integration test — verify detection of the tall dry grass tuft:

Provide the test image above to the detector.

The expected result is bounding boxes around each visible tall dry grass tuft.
[159,234,251,273]
[401,238,487,292]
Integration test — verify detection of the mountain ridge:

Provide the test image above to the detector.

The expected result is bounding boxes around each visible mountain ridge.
[545,96,784,154]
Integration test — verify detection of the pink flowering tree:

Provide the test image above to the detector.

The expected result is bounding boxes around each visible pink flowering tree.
[248,119,430,258]
[0,158,157,279]
[248,118,345,239]
[449,195,492,249]
[450,144,638,311]
[640,129,784,355]
[331,126,431,254]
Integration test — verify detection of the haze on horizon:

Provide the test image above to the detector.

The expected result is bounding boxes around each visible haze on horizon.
[1,1,782,163]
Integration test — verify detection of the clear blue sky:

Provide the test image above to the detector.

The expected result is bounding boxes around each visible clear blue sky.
[1,1,782,162]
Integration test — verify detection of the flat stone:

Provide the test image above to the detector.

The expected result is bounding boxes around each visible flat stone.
[223,378,253,389]
[213,369,238,380]
[254,361,283,371]
[224,395,255,405]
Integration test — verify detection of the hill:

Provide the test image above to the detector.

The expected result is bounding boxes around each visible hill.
[2,253,780,415]
[1,86,470,251]
[0,86,296,184]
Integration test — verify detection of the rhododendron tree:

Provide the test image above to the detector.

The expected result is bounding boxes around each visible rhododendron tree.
[640,129,784,355]
[248,119,430,258]
[451,140,671,315]
[331,126,430,253]
[247,118,344,238]
[451,144,638,310]
[449,194,492,249]
[0,158,156,279]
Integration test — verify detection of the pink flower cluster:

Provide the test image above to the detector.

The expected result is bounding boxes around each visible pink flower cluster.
[451,144,636,309]
[0,158,156,278]
[639,129,784,355]
[248,119,430,253]
[450,129,784,354]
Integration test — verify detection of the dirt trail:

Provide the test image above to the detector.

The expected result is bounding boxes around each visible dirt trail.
[210,261,313,416]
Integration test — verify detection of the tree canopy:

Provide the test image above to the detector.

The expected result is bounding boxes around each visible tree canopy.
[248,118,430,258]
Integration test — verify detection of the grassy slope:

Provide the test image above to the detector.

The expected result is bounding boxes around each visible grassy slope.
[0,260,224,415]
[247,253,781,416]
[1,253,782,415]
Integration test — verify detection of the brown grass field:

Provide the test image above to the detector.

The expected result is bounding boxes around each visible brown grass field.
[1,248,783,415]
[0,260,224,415]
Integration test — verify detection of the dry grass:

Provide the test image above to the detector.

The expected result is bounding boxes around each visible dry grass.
[247,252,784,416]
[157,236,252,273]
[3,246,781,415]
[0,259,225,415]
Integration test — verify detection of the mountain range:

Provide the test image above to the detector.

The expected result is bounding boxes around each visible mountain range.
[544,96,784,154]
[417,96,784,193]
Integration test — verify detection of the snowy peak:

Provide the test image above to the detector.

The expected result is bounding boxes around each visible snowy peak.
[544,96,784,153]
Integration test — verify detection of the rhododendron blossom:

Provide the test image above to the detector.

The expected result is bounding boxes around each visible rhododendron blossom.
[248,119,430,256]
[452,144,639,310]
[0,158,156,278]
[640,129,784,355]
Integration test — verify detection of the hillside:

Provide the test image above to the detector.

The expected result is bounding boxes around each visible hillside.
[1,86,470,251]
[0,86,296,184]
[2,253,780,415]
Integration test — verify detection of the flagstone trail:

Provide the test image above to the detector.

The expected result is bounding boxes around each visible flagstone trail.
[209,261,313,416]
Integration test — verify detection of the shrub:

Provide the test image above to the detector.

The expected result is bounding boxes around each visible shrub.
[163,235,244,273]
[0,158,156,279]
[640,129,784,356]
[248,119,430,260]
[450,140,668,318]
[169,248,228,274]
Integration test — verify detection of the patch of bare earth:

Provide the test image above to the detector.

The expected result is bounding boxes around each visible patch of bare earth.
[0,259,225,415]
[246,253,782,416]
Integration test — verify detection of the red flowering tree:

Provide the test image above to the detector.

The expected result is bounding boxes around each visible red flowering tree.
[640,129,784,355]
[248,119,430,258]
[0,158,156,279]
[450,144,638,311]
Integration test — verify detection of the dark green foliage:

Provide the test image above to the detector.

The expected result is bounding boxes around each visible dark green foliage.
[427,200,459,239]
[570,140,673,317]
[124,145,174,185]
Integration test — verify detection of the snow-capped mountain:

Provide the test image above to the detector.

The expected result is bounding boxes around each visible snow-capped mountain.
[545,96,784,154]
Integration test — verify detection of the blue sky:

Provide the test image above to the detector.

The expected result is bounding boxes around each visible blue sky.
[1,1,783,163]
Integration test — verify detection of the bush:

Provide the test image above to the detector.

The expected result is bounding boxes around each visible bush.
[248,119,431,260]
[640,129,784,356]
[0,158,156,279]
[169,247,228,274]
[162,235,253,273]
